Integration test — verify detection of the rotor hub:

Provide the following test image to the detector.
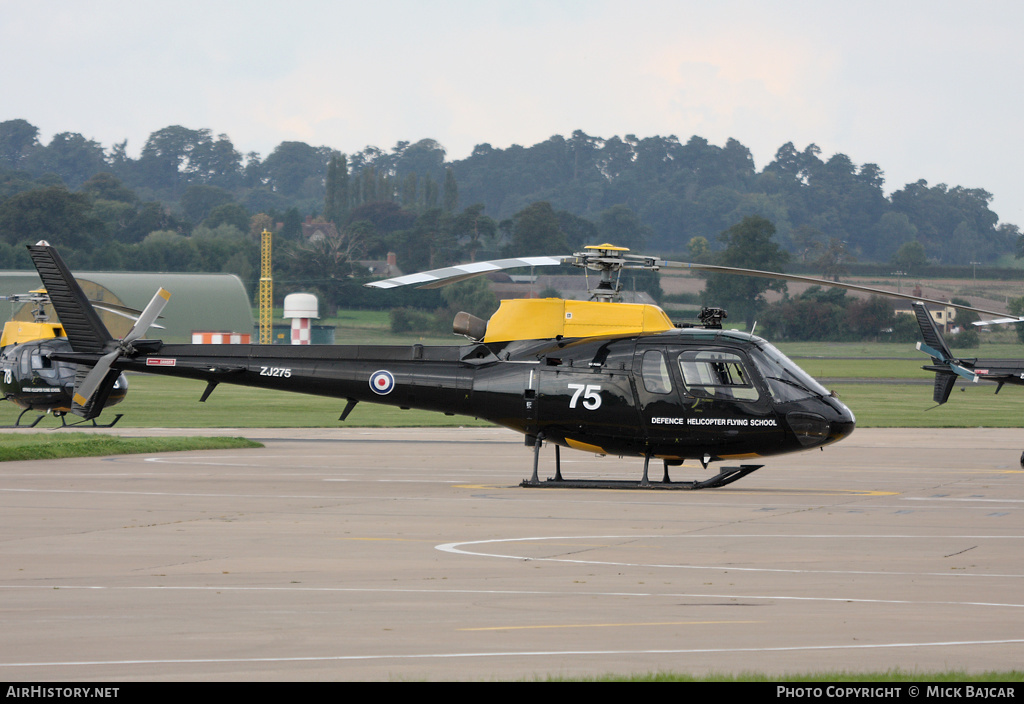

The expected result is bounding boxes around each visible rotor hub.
[566,244,661,302]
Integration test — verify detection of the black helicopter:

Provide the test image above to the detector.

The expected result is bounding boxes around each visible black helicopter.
[20,241,1013,489]
[1,290,128,427]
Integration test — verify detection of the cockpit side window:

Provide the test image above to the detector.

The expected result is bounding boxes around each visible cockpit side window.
[677,350,759,401]
[641,350,673,394]
[31,350,59,380]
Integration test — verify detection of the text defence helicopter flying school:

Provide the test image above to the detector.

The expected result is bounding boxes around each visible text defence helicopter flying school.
[14,242,1019,488]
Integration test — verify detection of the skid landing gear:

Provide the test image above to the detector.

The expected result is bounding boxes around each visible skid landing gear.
[63,413,124,429]
[520,435,763,490]
[1,408,123,429]
[3,408,46,428]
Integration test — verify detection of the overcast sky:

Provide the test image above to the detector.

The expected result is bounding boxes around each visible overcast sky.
[3,0,1022,225]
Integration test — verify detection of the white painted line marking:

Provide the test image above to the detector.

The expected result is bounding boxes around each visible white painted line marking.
[1,583,1021,609]
[437,535,1024,579]
[904,497,1024,503]
[3,639,1023,669]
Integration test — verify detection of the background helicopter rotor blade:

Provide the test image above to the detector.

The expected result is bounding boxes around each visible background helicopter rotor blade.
[2,292,165,329]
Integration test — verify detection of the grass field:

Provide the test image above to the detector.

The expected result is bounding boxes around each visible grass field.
[0,374,489,429]
[0,434,261,461]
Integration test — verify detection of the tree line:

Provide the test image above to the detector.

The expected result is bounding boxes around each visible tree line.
[696,215,993,348]
[0,118,1021,318]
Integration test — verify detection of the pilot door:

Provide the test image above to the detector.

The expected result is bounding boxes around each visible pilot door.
[634,345,772,456]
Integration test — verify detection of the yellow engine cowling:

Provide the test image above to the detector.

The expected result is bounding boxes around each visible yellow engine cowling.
[482,298,674,343]
[0,320,65,348]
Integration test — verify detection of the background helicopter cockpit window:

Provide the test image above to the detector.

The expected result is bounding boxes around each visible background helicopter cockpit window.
[19,348,32,377]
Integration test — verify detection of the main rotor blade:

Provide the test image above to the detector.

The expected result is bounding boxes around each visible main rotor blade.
[364,256,567,290]
[656,260,1021,322]
[362,245,1019,323]
[123,288,170,343]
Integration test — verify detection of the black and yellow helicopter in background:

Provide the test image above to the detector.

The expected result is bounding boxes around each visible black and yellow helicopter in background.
[18,241,1019,488]
[1,290,129,427]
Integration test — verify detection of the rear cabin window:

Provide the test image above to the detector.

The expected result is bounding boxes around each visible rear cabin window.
[641,350,673,394]
[678,350,759,401]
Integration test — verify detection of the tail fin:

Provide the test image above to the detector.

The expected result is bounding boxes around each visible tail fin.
[27,242,113,353]
[913,301,953,362]
[28,242,120,419]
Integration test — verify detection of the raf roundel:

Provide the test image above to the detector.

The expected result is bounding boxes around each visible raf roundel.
[369,370,395,395]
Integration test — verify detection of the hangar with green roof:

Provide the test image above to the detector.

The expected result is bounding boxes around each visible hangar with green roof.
[0,270,253,344]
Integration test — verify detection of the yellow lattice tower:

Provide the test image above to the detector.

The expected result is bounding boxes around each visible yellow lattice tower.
[259,229,273,344]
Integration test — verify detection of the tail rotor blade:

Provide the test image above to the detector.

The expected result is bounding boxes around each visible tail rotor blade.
[124,288,170,344]
[72,349,120,410]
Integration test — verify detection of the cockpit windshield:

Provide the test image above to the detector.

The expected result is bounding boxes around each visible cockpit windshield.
[748,341,831,403]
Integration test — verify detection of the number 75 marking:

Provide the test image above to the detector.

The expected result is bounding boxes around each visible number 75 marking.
[567,383,602,410]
